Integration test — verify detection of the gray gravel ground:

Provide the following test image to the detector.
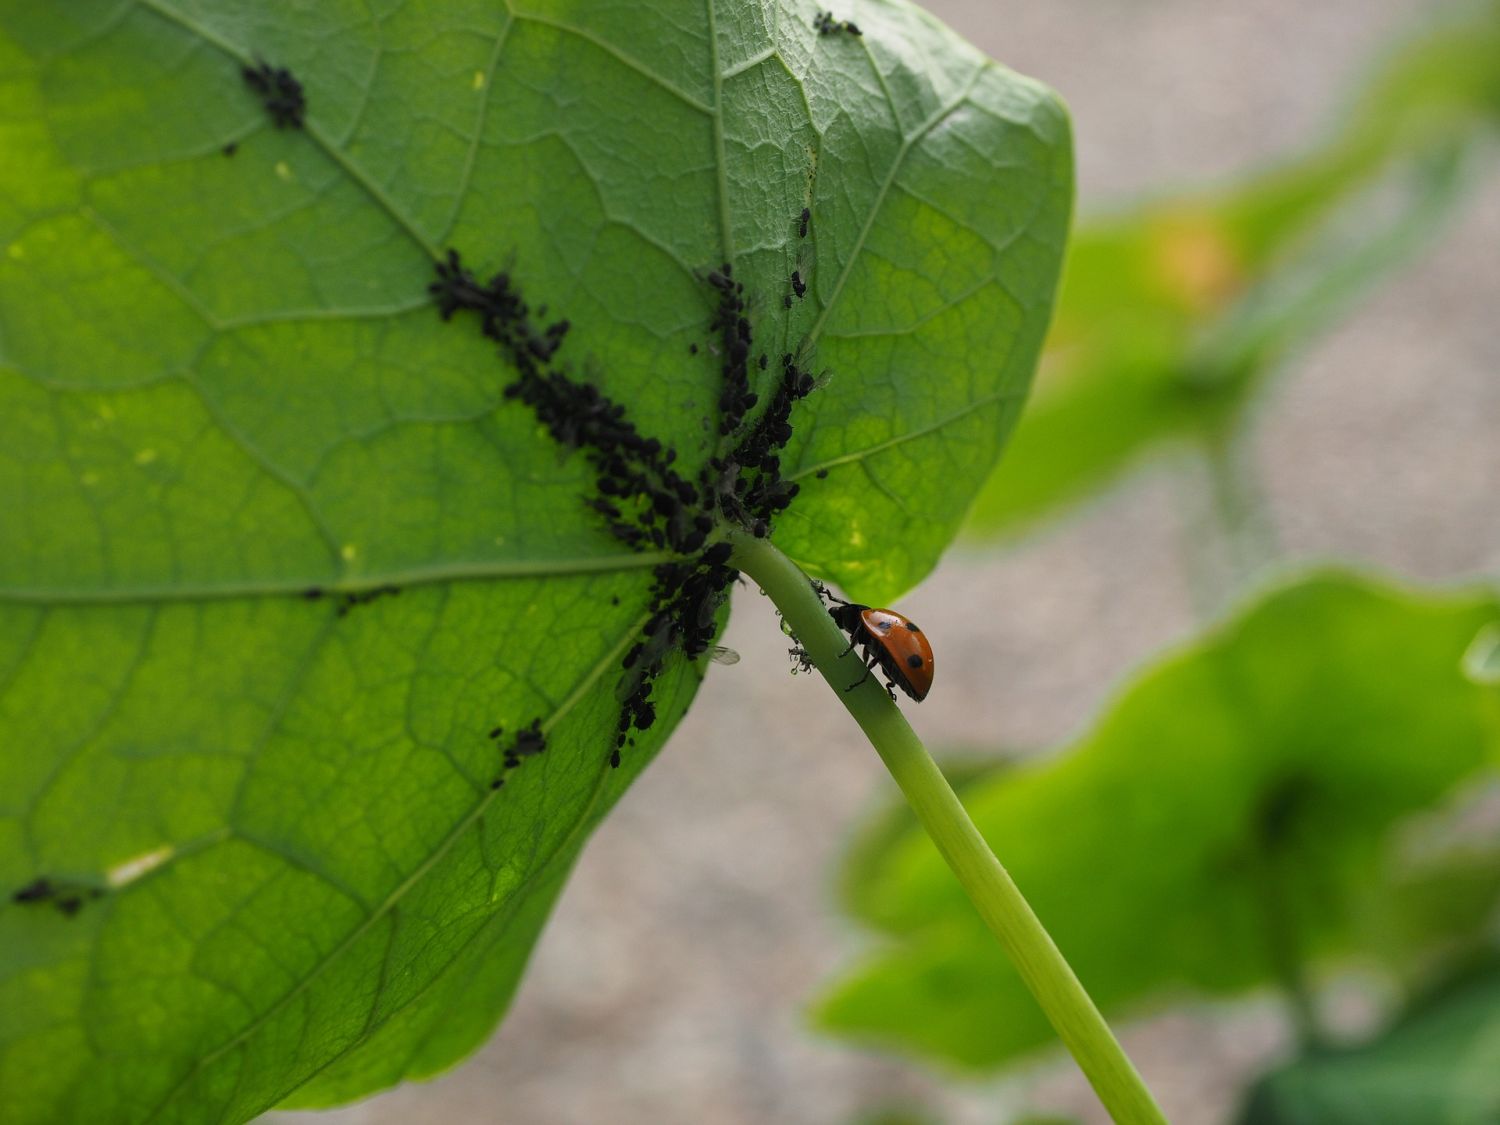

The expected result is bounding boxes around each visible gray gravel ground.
[269,0,1500,1121]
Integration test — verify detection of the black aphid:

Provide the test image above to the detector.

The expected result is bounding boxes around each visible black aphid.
[798,207,810,237]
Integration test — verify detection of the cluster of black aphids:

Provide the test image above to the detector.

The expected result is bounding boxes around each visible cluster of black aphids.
[612,540,739,765]
[11,877,103,917]
[432,250,570,368]
[241,61,306,129]
[707,264,756,437]
[708,353,815,538]
[486,718,547,788]
[432,246,817,769]
[813,10,862,36]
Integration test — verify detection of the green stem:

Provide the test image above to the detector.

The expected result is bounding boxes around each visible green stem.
[728,530,1169,1125]
[1254,852,1323,1051]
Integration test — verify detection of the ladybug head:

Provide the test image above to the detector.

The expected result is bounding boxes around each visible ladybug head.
[828,602,867,632]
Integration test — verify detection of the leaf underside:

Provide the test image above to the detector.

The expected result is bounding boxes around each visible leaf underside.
[0,1,1071,1122]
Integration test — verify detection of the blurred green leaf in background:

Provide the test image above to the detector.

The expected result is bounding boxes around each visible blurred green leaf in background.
[963,3,1500,538]
[1238,961,1500,1124]
[818,572,1500,1070]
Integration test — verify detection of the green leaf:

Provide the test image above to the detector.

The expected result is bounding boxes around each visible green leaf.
[0,1,1070,1122]
[1237,962,1500,1124]
[815,572,1500,1071]
[963,6,1500,537]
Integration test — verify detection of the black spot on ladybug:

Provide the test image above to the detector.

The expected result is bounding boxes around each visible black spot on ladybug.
[907,653,924,669]
[241,60,306,129]
[904,622,921,633]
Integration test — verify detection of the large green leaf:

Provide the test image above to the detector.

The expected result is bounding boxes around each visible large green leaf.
[963,5,1500,537]
[0,2,1070,1122]
[1237,962,1500,1124]
[816,573,1500,1071]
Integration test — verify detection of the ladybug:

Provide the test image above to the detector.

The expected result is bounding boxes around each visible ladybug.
[823,592,934,702]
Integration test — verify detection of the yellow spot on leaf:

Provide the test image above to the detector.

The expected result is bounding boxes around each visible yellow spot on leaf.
[134,448,158,465]
[275,160,293,182]
[473,71,485,91]
[341,543,358,561]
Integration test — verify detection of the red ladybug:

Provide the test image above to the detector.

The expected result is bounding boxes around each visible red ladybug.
[826,598,934,702]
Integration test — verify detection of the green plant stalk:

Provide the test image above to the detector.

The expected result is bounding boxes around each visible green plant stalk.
[1252,842,1324,1052]
[1201,426,1280,593]
[728,529,1168,1125]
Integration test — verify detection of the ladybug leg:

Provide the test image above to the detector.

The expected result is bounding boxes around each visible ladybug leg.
[839,635,857,658]
[812,579,849,607]
[882,678,898,702]
[843,650,878,693]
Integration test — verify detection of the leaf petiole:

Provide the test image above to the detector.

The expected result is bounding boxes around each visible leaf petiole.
[727,529,1169,1125]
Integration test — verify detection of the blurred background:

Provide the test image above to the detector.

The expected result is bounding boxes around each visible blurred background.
[271,0,1499,1121]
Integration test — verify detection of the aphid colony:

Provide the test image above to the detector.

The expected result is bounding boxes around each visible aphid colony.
[485,719,547,790]
[429,252,817,771]
[241,61,306,129]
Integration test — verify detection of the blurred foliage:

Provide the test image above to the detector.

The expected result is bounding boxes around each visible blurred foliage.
[816,572,1500,1070]
[1237,961,1500,1124]
[1466,622,1500,684]
[964,2,1500,537]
